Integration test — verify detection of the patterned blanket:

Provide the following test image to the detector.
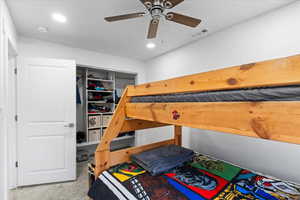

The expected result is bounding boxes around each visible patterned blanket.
[88,154,300,200]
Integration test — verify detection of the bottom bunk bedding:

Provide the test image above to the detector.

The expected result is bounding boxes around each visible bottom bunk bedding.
[88,154,300,200]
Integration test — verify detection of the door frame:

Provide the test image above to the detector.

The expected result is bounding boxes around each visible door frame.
[7,41,18,189]
[1,20,18,200]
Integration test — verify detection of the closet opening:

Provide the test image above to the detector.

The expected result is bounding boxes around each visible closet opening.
[76,66,137,163]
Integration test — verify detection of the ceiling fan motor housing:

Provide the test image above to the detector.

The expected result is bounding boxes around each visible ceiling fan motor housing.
[148,0,175,20]
[150,5,164,20]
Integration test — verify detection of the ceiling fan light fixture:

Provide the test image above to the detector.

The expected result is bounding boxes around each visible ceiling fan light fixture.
[146,42,156,49]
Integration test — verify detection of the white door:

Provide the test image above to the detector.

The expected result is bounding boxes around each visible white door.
[17,57,76,186]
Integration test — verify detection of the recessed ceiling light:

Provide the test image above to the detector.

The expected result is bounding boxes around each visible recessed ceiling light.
[37,26,48,33]
[146,42,156,49]
[52,13,67,23]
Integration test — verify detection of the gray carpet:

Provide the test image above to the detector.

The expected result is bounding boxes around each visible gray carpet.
[10,162,90,200]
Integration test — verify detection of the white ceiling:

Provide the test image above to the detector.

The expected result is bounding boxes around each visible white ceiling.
[7,0,295,60]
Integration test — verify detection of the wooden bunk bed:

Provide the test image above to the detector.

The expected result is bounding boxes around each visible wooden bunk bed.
[94,54,300,178]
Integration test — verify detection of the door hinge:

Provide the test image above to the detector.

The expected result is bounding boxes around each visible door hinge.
[15,115,18,122]
[15,161,18,168]
[14,68,17,75]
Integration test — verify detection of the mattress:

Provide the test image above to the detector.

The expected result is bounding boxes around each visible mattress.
[88,154,300,200]
[131,85,300,103]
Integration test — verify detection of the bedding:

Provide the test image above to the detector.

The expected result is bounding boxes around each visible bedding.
[130,85,300,103]
[131,145,194,176]
[88,154,300,200]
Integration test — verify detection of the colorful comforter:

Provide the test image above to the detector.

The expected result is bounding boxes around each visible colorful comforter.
[88,154,300,200]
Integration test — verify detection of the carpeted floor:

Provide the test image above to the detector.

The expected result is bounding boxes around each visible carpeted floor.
[10,162,90,200]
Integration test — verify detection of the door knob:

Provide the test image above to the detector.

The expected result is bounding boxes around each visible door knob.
[64,123,75,128]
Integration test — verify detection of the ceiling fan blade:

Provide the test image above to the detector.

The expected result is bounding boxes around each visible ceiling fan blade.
[147,19,159,39]
[166,12,201,27]
[105,12,145,22]
[139,0,155,9]
[163,0,184,9]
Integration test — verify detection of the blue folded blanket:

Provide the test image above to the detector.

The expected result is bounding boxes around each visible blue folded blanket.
[131,145,194,176]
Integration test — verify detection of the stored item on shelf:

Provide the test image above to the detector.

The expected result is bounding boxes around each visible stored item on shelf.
[88,72,106,80]
[88,115,101,128]
[88,93,103,101]
[88,129,101,142]
[88,81,104,90]
[76,131,86,143]
[95,87,105,91]
[87,83,96,90]
[102,115,112,127]
[88,104,111,113]
[102,82,114,91]
[103,95,114,103]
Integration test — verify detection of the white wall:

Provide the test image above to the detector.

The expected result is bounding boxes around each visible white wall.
[145,1,300,184]
[0,0,18,199]
[18,37,147,84]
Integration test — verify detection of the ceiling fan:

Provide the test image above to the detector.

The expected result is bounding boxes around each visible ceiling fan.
[104,0,202,39]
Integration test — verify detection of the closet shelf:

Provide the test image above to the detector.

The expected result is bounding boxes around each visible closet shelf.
[88,101,113,103]
[87,90,113,93]
[101,112,114,115]
[88,126,107,130]
[87,78,114,82]
[88,112,114,115]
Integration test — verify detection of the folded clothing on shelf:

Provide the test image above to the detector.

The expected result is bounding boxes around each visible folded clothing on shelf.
[88,93,103,101]
[88,104,111,113]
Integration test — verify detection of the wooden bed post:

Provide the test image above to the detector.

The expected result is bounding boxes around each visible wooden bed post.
[174,125,182,146]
